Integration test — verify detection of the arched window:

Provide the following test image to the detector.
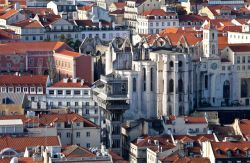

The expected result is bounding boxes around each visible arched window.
[178,79,183,93]
[169,61,174,69]
[133,78,136,92]
[178,61,182,68]
[241,79,248,97]
[150,68,153,91]
[223,80,230,98]
[169,79,174,93]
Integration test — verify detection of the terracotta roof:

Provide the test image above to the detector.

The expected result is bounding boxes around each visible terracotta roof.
[50,78,90,88]
[239,119,250,138]
[174,134,215,143]
[207,5,232,16]
[0,41,67,55]
[211,141,250,158]
[166,116,207,124]
[0,136,60,152]
[0,9,18,19]
[218,36,228,49]
[0,75,48,87]
[112,2,126,9]
[38,14,61,26]
[160,154,211,163]
[23,7,54,15]
[39,113,98,127]
[0,115,39,124]
[75,20,112,27]
[62,145,96,158]
[109,150,128,163]
[57,49,81,57]
[141,9,176,16]
[77,4,95,11]
[227,43,250,52]
[110,9,124,15]
[12,18,43,28]
[179,14,208,22]
[0,28,19,40]
[132,135,173,147]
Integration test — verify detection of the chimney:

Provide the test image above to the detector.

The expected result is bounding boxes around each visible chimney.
[81,79,85,86]
[63,78,68,83]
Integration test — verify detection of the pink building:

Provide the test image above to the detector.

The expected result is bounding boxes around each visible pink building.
[0,41,92,82]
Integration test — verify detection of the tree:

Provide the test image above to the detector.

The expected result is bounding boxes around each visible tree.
[176,5,187,15]
[73,40,82,52]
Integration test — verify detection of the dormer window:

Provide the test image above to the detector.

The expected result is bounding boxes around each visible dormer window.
[227,150,232,157]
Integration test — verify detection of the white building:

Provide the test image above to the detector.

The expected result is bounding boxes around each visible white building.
[0,119,24,134]
[136,9,178,34]
[162,116,208,135]
[46,78,100,124]
[124,0,164,30]
[39,113,101,148]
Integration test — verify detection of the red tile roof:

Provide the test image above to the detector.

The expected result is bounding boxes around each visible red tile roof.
[12,18,43,28]
[0,136,60,152]
[50,78,90,88]
[57,49,81,57]
[0,75,48,87]
[0,41,68,55]
[112,2,126,9]
[132,135,173,147]
[227,43,250,52]
[0,115,39,124]
[207,5,232,16]
[166,116,207,124]
[110,9,124,15]
[160,154,211,163]
[239,119,250,138]
[174,134,215,143]
[23,7,54,15]
[211,141,250,158]
[77,4,95,11]
[0,9,18,19]
[62,145,96,158]
[39,113,98,127]
[141,9,176,16]
[179,14,209,22]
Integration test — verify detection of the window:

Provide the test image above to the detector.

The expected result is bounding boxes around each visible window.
[133,78,136,92]
[205,75,208,89]
[94,109,98,114]
[67,102,70,106]
[66,132,71,138]
[49,90,54,95]
[58,132,61,137]
[76,132,80,138]
[86,143,90,148]
[169,61,174,68]
[37,87,43,93]
[86,109,89,114]
[143,68,146,91]
[57,90,63,95]
[16,87,21,93]
[168,79,174,93]
[248,56,250,63]
[57,123,61,128]
[178,79,183,92]
[58,102,62,106]
[237,56,240,64]
[86,132,90,137]
[76,122,80,127]
[66,90,71,95]
[84,90,89,95]
[74,90,80,95]
[150,68,153,91]
[242,56,246,63]
[86,102,89,106]
[30,87,35,93]
[75,102,79,106]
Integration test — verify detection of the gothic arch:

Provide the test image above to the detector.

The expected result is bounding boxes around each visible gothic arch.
[169,79,174,93]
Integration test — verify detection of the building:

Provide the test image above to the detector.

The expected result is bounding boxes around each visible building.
[0,93,27,115]
[39,113,100,148]
[129,135,176,163]
[124,0,164,30]
[202,141,250,163]
[162,116,208,135]
[199,5,236,19]
[0,74,50,109]
[0,119,24,135]
[46,78,99,124]
[136,9,179,34]
[0,135,61,158]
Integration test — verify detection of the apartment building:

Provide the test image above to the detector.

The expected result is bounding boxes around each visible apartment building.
[46,78,99,124]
